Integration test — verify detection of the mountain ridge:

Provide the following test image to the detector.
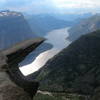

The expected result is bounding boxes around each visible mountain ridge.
[68,14,100,41]
[26,14,72,36]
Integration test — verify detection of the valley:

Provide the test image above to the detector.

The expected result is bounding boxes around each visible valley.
[0,10,99,100]
[20,27,71,75]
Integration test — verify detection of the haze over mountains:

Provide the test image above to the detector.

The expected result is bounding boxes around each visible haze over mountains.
[68,14,100,41]
[0,0,100,99]
[52,13,92,21]
[25,14,73,36]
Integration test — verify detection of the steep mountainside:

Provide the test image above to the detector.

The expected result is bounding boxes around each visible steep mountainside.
[0,38,45,100]
[0,10,37,49]
[31,30,100,98]
[52,13,92,23]
[26,15,72,36]
[68,14,100,41]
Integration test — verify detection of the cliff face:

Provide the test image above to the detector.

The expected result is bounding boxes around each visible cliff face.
[33,30,100,99]
[0,10,37,49]
[0,38,45,100]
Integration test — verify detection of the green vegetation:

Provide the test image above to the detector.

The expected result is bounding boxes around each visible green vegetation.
[33,92,86,100]
[33,30,100,96]
[34,93,56,100]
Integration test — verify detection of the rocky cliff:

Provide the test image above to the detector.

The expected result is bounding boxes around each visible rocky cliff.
[0,37,45,100]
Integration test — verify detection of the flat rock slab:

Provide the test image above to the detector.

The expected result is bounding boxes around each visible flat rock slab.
[0,38,45,100]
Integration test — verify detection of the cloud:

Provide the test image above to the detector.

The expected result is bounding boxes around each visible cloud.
[52,0,100,14]
[53,0,100,8]
[0,0,99,14]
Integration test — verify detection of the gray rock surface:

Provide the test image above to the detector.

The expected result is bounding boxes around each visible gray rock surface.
[0,38,45,100]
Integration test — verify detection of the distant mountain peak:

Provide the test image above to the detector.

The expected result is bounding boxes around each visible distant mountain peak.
[0,10,22,17]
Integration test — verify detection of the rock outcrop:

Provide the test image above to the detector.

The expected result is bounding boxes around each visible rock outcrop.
[0,37,45,100]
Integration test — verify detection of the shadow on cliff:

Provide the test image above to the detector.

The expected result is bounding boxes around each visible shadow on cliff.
[19,42,53,66]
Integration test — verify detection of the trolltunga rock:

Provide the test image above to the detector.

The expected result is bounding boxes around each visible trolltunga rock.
[0,38,45,100]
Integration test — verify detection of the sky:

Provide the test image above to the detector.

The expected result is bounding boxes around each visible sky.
[0,0,100,14]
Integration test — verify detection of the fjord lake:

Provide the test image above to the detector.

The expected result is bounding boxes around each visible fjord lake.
[20,28,71,76]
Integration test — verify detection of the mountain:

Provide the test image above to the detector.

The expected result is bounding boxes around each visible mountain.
[0,10,37,49]
[30,30,100,99]
[52,13,92,22]
[26,14,72,36]
[68,14,100,41]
